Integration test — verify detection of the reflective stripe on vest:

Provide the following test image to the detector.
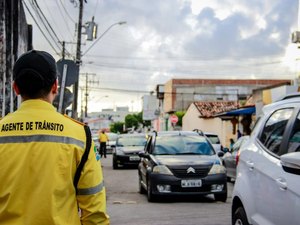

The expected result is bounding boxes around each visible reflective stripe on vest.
[0,135,84,149]
[77,181,104,195]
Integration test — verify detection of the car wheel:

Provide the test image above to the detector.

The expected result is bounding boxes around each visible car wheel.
[147,179,156,202]
[227,176,232,182]
[138,174,146,194]
[112,156,118,170]
[232,206,250,225]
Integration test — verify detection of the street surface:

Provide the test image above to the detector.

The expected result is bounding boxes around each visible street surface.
[101,155,233,225]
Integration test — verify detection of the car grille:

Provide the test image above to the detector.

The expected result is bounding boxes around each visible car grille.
[169,165,212,178]
[172,186,211,193]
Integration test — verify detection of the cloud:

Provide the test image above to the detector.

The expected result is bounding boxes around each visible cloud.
[24,0,300,112]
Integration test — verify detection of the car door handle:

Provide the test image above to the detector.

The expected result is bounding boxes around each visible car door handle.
[246,160,254,170]
[276,178,287,190]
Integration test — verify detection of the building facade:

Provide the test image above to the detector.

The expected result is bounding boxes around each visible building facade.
[0,0,32,117]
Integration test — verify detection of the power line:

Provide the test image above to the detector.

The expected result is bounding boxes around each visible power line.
[32,0,62,50]
[59,0,76,23]
[22,0,60,55]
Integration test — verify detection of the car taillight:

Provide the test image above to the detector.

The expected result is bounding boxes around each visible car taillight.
[235,150,240,166]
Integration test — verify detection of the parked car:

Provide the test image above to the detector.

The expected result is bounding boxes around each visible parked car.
[112,133,147,169]
[204,132,224,153]
[138,131,227,202]
[222,135,249,181]
[232,94,300,225]
[106,132,118,154]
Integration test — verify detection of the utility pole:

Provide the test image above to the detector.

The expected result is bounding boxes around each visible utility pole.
[72,0,84,119]
[83,73,98,118]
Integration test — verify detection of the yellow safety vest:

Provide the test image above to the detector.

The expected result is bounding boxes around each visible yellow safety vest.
[0,100,109,225]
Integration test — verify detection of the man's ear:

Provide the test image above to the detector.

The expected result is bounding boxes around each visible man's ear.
[52,79,58,94]
[13,82,20,95]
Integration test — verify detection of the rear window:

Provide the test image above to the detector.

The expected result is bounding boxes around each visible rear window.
[107,133,118,141]
[153,135,214,155]
[117,136,147,147]
[205,134,221,144]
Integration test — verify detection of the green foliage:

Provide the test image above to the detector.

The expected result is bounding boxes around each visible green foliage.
[125,114,139,129]
[124,112,151,131]
[175,111,185,127]
[110,122,124,134]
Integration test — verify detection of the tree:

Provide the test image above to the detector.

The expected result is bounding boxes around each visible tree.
[110,122,124,134]
[175,111,185,127]
[124,112,151,132]
[125,114,139,130]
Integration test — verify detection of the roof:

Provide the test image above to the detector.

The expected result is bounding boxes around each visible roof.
[194,101,238,118]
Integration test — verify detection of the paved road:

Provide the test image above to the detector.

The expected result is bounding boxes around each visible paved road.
[101,155,233,225]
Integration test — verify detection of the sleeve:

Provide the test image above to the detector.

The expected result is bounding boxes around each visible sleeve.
[76,141,110,225]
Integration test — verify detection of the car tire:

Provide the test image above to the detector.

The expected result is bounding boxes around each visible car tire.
[112,156,118,170]
[138,174,146,194]
[214,183,227,202]
[232,206,249,225]
[227,176,232,182]
[147,179,156,202]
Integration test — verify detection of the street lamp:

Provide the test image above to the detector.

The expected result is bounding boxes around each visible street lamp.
[82,21,127,56]
[74,21,126,119]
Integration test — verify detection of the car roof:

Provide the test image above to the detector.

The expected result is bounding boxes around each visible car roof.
[262,94,300,115]
[156,131,200,136]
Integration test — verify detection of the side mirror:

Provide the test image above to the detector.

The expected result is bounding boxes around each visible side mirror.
[217,151,224,157]
[281,152,300,175]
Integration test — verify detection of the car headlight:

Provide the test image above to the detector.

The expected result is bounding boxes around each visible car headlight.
[208,164,226,175]
[152,165,173,175]
[116,148,125,155]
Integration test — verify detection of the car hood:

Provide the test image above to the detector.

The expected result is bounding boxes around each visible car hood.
[117,146,144,153]
[153,155,219,166]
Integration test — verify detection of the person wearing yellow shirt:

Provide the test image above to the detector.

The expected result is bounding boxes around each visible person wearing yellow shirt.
[0,50,110,225]
[99,130,109,158]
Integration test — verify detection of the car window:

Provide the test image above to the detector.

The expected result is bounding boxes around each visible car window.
[259,108,293,156]
[107,133,118,141]
[288,112,300,153]
[153,135,214,155]
[205,135,221,144]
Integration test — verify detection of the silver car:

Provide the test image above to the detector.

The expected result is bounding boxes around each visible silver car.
[232,94,300,225]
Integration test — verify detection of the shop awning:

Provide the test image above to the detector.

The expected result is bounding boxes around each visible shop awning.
[215,106,255,118]
[224,106,255,116]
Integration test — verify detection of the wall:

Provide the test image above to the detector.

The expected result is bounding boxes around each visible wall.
[163,78,291,113]
[0,0,31,117]
[183,103,241,148]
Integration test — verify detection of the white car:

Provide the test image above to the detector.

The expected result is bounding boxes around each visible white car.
[231,94,300,225]
[204,132,223,153]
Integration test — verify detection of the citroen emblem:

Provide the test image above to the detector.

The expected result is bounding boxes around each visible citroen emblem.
[187,167,196,174]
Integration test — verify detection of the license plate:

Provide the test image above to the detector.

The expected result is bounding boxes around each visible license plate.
[181,179,202,188]
[129,156,140,161]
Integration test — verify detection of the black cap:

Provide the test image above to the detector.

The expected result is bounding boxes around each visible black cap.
[13,50,57,87]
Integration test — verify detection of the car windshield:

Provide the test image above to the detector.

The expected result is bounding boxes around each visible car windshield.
[117,136,147,147]
[153,135,214,155]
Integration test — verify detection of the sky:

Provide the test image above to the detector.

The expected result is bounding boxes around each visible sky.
[23,0,300,113]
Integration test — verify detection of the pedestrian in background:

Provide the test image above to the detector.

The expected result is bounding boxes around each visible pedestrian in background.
[229,138,235,152]
[0,50,109,225]
[237,129,242,139]
[99,130,109,158]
